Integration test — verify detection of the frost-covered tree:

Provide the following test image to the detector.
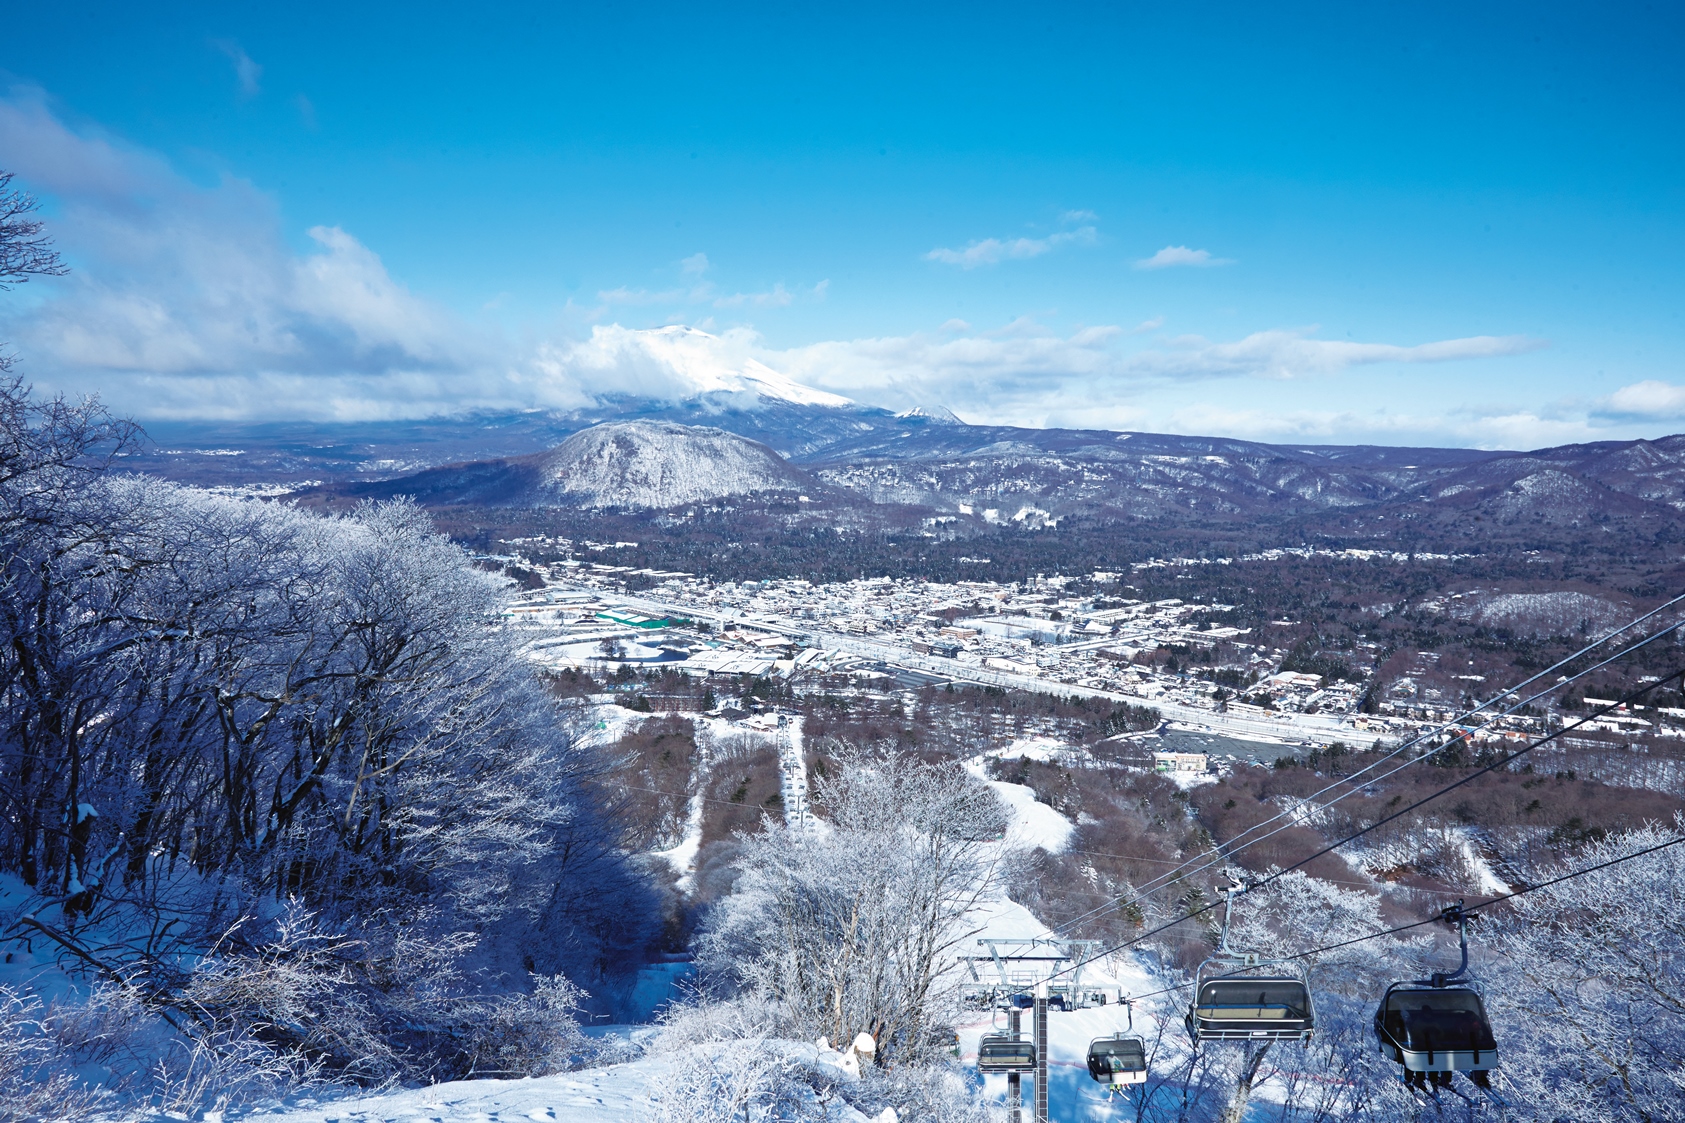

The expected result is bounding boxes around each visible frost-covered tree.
[1482,819,1685,1123]
[697,748,1007,1061]
[0,380,660,1085]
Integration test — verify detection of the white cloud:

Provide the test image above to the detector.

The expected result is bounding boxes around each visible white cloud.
[0,92,525,420]
[1134,401,1603,451]
[525,324,850,408]
[680,252,710,275]
[1061,209,1099,223]
[596,285,695,306]
[0,93,1597,448]
[1135,245,1233,270]
[596,275,825,316]
[1123,329,1544,380]
[212,40,263,98]
[1600,380,1685,419]
[925,226,1097,268]
[769,324,1542,411]
[714,283,793,309]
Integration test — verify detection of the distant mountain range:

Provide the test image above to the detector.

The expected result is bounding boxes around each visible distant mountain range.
[130,391,1685,536]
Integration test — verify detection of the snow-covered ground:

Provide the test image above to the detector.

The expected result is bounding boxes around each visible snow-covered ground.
[232,1042,882,1123]
[228,897,1172,1123]
[987,780,1074,853]
[961,747,1079,854]
[987,735,1077,763]
[243,1060,659,1122]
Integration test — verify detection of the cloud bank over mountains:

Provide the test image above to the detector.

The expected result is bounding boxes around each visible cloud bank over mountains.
[0,91,1671,448]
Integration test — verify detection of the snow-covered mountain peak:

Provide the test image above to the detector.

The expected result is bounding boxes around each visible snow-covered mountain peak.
[573,325,854,409]
[894,404,965,424]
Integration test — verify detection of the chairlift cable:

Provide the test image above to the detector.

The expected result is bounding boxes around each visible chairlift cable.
[1039,669,1685,985]
[1052,844,1454,896]
[1049,613,1685,938]
[1046,611,1685,939]
[1059,830,1685,1003]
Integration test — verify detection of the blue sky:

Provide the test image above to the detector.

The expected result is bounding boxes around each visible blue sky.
[2,1,1683,447]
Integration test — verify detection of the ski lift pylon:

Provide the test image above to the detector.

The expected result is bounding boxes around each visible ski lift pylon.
[1374,901,1500,1092]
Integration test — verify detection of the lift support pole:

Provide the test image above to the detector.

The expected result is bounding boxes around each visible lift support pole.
[1007,1008,1022,1123]
[1034,981,1049,1123]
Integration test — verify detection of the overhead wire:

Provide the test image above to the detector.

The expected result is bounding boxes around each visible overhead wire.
[1049,609,1685,938]
[1045,601,1685,938]
[1082,829,1685,1004]
[1041,666,1685,984]
[1053,844,1483,898]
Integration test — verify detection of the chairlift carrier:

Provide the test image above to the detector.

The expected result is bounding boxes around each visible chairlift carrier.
[977,1033,1038,1073]
[1086,1035,1148,1086]
[1185,876,1316,1043]
[1087,999,1148,1087]
[1374,902,1500,1081]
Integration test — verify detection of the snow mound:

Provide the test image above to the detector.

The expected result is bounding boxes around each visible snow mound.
[534,421,815,509]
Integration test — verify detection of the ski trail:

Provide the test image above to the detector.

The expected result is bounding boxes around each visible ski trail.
[778,713,815,833]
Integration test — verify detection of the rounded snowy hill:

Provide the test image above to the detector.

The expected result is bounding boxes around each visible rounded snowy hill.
[321,420,818,510]
[534,420,812,508]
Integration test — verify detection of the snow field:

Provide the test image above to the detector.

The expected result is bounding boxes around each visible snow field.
[234,1042,893,1123]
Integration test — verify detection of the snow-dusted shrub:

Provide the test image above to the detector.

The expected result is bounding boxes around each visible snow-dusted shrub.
[41,980,152,1071]
[841,1063,996,1123]
[459,974,587,1077]
[0,985,112,1122]
[646,1041,832,1123]
[148,1024,327,1119]
[181,903,397,1079]
[653,995,792,1051]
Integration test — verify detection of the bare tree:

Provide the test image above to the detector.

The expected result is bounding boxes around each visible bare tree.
[0,169,68,378]
[0,171,66,289]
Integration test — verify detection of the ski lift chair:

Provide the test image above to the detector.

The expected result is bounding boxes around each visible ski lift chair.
[1186,963,1316,1041]
[1185,876,1316,1043]
[1087,996,1149,1087]
[977,1034,1037,1073]
[1374,903,1499,1092]
[1087,1034,1148,1087]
